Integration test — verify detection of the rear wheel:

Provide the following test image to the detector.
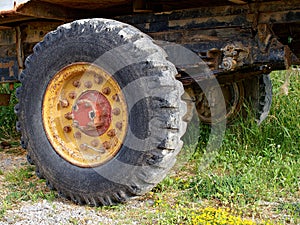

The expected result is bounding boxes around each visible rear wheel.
[243,74,272,124]
[195,82,244,124]
[190,74,271,125]
[16,19,186,205]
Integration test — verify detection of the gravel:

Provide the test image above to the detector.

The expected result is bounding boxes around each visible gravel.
[0,149,139,225]
[0,200,121,225]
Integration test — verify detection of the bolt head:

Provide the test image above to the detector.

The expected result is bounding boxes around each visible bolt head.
[112,94,120,102]
[94,75,103,84]
[60,99,69,108]
[63,126,72,133]
[84,81,93,88]
[68,92,77,99]
[64,112,73,120]
[103,141,111,149]
[74,131,81,139]
[116,122,122,130]
[80,144,87,150]
[112,108,121,116]
[107,129,116,137]
[91,139,99,147]
[73,80,81,88]
[102,87,111,95]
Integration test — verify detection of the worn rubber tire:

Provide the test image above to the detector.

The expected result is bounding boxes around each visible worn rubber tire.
[16,19,186,206]
[256,74,272,124]
[243,74,272,124]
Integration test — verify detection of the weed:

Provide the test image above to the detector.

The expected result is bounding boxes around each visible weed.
[0,83,20,139]
[152,70,300,224]
[4,166,57,203]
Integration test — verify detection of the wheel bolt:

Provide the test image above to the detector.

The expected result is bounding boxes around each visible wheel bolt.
[74,131,81,139]
[116,122,122,130]
[102,87,111,95]
[73,80,81,88]
[107,129,116,137]
[60,99,69,108]
[63,126,72,133]
[112,108,121,115]
[64,112,73,120]
[68,91,77,99]
[103,141,111,149]
[80,144,87,150]
[94,76,103,84]
[112,94,120,102]
[84,81,93,88]
[91,139,99,147]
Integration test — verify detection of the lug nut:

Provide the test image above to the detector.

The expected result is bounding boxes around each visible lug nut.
[74,131,81,139]
[103,141,111,149]
[60,99,69,108]
[112,94,120,102]
[68,91,77,99]
[73,80,81,88]
[94,75,103,84]
[63,126,72,133]
[64,112,73,120]
[107,129,116,137]
[84,81,93,88]
[102,87,111,95]
[112,108,121,115]
[80,144,87,151]
[91,139,99,147]
[116,122,122,130]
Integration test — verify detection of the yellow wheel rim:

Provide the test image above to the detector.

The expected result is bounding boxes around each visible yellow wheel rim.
[43,62,128,167]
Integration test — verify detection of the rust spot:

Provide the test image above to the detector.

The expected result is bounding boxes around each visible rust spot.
[107,129,116,137]
[112,94,120,102]
[102,87,111,95]
[64,112,73,120]
[60,99,69,108]
[103,141,111,149]
[68,91,77,99]
[63,126,72,133]
[73,80,81,88]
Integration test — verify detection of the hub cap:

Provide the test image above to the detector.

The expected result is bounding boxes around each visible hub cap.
[43,63,127,167]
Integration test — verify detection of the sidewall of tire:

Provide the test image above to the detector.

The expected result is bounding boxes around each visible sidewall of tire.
[19,19,185,202]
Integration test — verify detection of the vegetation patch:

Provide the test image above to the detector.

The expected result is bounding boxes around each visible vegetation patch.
[0,70,299,224]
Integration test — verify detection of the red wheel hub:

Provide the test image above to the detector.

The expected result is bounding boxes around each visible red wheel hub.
[72,90,112,137]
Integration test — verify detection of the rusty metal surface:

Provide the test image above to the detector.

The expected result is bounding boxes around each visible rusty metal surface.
[0,93,11,106]
[0,0,298,24]
[43,62,128,168]
[0,0,299,84]
[0,57,19,83]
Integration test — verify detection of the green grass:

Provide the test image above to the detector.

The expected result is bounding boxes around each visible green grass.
[0,83,19,139]
[4,166,57,203]
[151,70,299,224]
[0,70,299,224]
[0,165,57,219]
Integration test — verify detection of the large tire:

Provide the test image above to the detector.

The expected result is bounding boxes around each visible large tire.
[15,19,186,205]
